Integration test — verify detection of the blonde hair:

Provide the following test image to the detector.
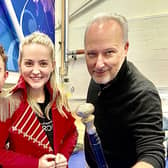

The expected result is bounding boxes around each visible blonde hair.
[6,32,69,119]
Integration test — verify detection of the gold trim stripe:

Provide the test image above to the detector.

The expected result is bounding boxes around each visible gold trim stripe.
[11,105,53,152]
[20,109,34,131]
[15,105,30,128]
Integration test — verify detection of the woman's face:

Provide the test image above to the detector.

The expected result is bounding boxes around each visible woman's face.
[19,43,54,91]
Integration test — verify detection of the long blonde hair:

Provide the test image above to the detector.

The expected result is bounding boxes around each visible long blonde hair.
[5,32,69,119]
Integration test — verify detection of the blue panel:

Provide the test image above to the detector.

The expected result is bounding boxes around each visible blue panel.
[0,0,55,72]
[0,1,19,72]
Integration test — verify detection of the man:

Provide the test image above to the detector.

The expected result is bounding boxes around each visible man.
[84,13,165,168]
[0,45,8,92]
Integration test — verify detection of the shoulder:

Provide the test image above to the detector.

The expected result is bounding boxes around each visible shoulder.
[0,97,11,122]
[127,61,158,93]
[52,103,75,120]
[0,92,22,122]
[125,62,161,108]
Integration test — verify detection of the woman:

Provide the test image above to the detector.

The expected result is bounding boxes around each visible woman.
[0,32,77,168]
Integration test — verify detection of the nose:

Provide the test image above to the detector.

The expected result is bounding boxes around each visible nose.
[95,54,104,69]
[32,65,40,75]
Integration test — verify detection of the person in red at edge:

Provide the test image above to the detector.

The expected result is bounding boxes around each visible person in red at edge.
[0,32,77,168]
[0,45,8,92]
[0,45,8,168]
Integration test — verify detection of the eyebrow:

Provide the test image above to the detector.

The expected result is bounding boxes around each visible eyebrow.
[23,59,32,61]
[39,59,48,62]
[23,59,48,61]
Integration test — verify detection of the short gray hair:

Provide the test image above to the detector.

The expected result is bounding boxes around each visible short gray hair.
[84,13,128,44]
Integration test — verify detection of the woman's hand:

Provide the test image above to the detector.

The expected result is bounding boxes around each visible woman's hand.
[55,153,67,168]
[39,154,56,168]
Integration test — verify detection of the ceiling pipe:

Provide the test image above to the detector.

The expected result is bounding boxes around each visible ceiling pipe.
[69,0,105,21]
[56,0,105,30]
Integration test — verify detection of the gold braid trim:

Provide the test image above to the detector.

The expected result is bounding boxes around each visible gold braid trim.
[0,94,21,122]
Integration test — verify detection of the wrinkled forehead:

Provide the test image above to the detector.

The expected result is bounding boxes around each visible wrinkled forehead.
[85,20,124,44]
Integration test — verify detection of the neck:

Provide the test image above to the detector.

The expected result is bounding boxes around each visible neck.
[29,87,45,103]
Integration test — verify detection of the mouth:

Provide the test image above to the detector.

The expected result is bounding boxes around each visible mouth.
[30,77,42,81]
[94,70,106,77]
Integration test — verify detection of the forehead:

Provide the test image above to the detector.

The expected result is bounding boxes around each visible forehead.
[22,44,51,59]
[87,19,122,34]
[85,20,123,50]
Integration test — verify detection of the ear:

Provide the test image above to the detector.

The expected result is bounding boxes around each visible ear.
[52,61,56,71]
[124,41,129,55]
[4,71,8,80]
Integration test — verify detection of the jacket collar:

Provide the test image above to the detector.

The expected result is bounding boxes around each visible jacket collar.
[12,75,53,100]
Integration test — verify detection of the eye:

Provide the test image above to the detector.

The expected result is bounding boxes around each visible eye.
[104,49,116,57]
[87,51,97,58]
[40,61,48,67]
[24,61,33,67]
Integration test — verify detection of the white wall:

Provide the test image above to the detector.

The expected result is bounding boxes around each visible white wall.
[128,15,168,87]
[5,71,19,84]
[63,0,168,100]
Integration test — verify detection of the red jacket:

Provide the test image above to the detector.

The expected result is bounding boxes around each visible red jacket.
[0,76,78,168]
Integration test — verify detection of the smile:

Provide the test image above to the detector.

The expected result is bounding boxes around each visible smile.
[30,77,42,81]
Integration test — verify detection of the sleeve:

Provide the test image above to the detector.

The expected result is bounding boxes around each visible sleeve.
[131,89,165,168]
[0,118,39,168]
[59,111,78,161]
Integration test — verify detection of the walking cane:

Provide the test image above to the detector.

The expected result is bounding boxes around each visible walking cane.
[76,103,108,168]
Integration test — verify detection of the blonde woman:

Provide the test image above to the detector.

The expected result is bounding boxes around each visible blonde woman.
[0,32,77,168]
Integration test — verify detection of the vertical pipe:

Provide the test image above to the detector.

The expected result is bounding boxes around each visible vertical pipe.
[64,0,69,66]
[60,0,65,80]
[60,0,69,81]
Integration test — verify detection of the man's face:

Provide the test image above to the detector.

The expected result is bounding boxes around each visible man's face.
[85,20,129,84]
[0,56,8,91]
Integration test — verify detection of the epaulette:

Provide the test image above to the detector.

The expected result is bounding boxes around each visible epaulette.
[0,96,20,122]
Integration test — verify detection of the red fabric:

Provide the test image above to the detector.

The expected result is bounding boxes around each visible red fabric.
[0,76,78,168]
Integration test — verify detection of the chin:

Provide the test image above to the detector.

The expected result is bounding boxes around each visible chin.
[93,77,111,85]
[29,83,44,90]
